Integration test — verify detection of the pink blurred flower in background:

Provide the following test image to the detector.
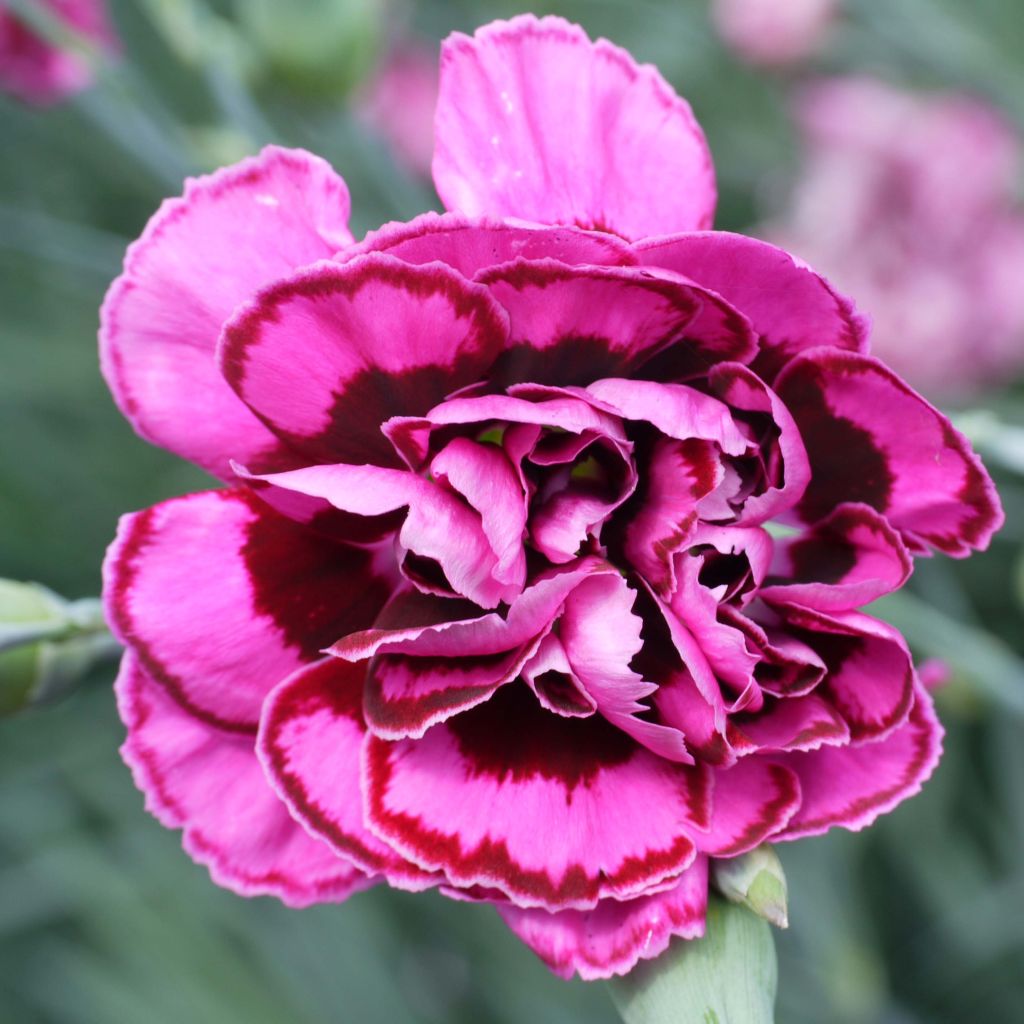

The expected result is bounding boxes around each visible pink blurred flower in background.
[712,0,838,67]
[0,0,117,105]
[355,40,438,177]
[768,77,1024,401]
[99,17,1001,981]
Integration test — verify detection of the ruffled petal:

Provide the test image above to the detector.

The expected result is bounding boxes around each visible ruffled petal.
[775,348,1003,556]
[256,657,437,888]
[497,857,708,980]
[100,147,353,477]
[103,488,393,731]
[219,254,509,468]
[635,232,868,381]
[117,655,370,906]
[760,502,912,611]
[363,683,708,910]
[434,15,715,240]
[352,211,636,276]
[775,687,943,839]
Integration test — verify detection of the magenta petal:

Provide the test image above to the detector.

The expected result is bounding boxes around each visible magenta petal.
[635,231,868,380]
[729,692,850,754]
[332,558,610,662]
[478,260,730,387]
[433,15,715,240]
[353,211,636,276]
[561,575,692,763]
[256,657,437,888]
[246,462,515,609]
[219,254,509,467]
[100,147,353,477]
[497,857,708,980]
[776,687,943,839]
[103,489,393,731]
[775,349,1003,555]
[117,655,371,906]
[761,502,912,611]
[782,607,915,742]
[363,684,706,910]
[699,758,802,856]
[521,633,598,717]
[708,362,812,524]
[365,644,540,740]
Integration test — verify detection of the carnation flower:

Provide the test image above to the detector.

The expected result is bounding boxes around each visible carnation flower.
[711,0,838,67]
[0,0,117,105]
[100,16,1002,981]
[355,39,438,178]
[768,77,1024,400]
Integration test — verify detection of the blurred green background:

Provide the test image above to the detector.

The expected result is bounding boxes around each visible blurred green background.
[2,1,1023,1021]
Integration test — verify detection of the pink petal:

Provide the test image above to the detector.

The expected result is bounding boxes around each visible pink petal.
[561,574,692,763]
[478,260,744,388]
[365,644,540,740]
[621,437,723,592]
[103,488,393,731]
[218,254,509,467]
[584,378,750,456]
[331,558,611,662]
[699,758,802,855]
[635,231,868,380]
[708,362,812,523]
[760,502,912,611]
[728,692,850,753]
[497,857,708,980]
[244,462,515,609]
[775,348,1003,556]
[100,147,353,477]
[775,687,943,838]
[781,607,915,741]
[353,211,636,276]
[521,633,598,718]
[363,683,708,910]
[256,657,437,888]
[117,654,370,906]
[433,15,715,240]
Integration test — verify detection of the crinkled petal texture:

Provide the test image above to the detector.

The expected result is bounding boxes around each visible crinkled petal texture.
[433,15,716,240]
[103,15,1002,982]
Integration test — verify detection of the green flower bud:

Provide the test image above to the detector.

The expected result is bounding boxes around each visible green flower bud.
[0,581,119,715]
[711,844,789,929]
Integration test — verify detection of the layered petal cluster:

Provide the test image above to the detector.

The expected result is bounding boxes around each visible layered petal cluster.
[0,0,117,105]
[101,17,1002,980]
[768,77,1024,400]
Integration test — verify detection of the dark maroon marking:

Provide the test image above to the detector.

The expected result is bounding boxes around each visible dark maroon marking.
[363,650,522,733]
[789,698,936,833]
[447,683,635,789]
[937,416,1003,552]
[372,587,482,633]
[533,671,595,716]
[790,626,913,740]
[241,490,394,661]
[220,260,507,467]
[779,364,894,523]
[710,763,801,857]
[365,729,700,906]
[489,335,639,389]
[258,658,434,881]
[784,532,858,586]
[108,495,256,736]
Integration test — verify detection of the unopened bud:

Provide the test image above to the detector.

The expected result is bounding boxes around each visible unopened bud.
[711,845,789,929]
[0,581,118,715]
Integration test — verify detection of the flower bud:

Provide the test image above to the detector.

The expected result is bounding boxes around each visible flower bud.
[711,845,789,929]
[0,581,118,715]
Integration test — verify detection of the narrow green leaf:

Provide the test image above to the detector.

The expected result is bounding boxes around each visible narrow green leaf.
[607,897,777,1024]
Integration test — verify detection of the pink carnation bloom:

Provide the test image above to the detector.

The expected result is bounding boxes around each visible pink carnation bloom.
[712,0,838,67]
[0,0,116,105]
[100,17,1001,980]
[355,40,438,178]
[769,77,1024,400]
